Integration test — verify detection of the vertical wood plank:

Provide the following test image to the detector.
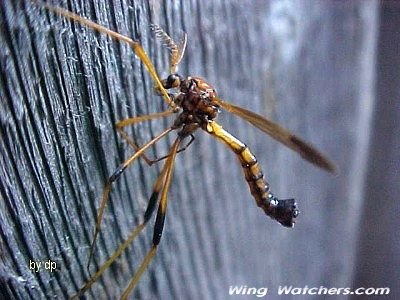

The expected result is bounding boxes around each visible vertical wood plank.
[1,1,380,299]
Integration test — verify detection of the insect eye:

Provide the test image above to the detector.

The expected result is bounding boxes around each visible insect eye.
[166,74,181,88]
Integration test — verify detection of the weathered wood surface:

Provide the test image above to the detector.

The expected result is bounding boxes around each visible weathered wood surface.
[351,3,400,300]
[1,1,397,300]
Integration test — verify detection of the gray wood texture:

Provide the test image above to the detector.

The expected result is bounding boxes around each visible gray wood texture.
[1,1,397,299]
[351,3,400,300]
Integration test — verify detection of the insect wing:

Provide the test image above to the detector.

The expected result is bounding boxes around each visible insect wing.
[216,98,336,173]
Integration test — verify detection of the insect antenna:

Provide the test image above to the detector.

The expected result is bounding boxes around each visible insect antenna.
[150,24,187,73]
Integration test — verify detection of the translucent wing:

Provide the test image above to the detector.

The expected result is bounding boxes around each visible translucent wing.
[216,98,336,173]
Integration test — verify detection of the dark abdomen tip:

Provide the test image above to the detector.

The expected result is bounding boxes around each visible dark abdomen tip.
[274,198,299,227]
[263,193,299,227]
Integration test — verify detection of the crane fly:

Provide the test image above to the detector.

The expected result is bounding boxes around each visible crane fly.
[36,2,336,299]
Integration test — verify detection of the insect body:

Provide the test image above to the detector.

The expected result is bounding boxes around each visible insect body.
[160,74,298,227]
[36,2,335,299]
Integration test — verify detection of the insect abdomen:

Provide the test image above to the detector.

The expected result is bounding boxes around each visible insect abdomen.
[239,147,270,205]
[206,121,298,227]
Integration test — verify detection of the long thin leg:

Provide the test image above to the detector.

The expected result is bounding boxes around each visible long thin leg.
[118,122,194,166]
[120,138,181,300]
[115,110,174,129]
[117,129,157,166]
[87,127,173,270]
[116,110,175,166]
[35,1,175,108]
[135,134,195,165]
[70,138,180,299]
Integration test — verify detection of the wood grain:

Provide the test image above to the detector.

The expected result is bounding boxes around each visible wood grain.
[1,1,390,299]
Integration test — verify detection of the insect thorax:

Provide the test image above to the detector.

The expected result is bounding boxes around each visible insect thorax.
[165,75,220,137]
